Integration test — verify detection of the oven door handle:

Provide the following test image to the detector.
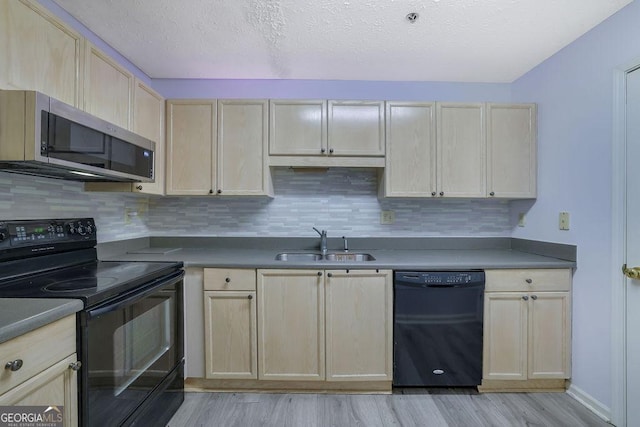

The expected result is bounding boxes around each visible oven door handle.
[86,269,184,319]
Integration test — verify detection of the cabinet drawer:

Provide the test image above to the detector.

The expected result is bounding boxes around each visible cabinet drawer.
[204,268,256,291]
[0,315,76,396]
[485,269,571,292]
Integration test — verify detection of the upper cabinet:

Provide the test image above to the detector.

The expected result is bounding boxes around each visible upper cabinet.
[0,0,82,107]
[83,41,134,129]
[269,99,385,167]
[436,103,486,198]
[166,99,273,197]
[487,104,537,198]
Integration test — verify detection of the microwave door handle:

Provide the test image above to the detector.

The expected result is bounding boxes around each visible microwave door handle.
[86,270,184,319]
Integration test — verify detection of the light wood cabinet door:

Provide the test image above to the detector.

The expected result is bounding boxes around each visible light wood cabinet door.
[487,104,537,198]
[204,291,257,379]
[217,100,270,196]
[528,292,571,379]
[483,292,529,380]
[436,103,486,197]
[0,354,78,427]
[165,100,216,195]
[257,269,325,381]
[132,79,165,195]
[325,269,393,381]
[384,102,436,197]
[83,41,133,129]
[0,0,82,107]
[269,99,327,155]
[328,101,385,156]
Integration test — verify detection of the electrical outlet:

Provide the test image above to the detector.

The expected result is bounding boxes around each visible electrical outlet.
[381,210,395,225]
[518,213,526,227]
[559,211,570,230]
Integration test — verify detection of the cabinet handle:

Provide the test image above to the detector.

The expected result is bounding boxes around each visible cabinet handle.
[329,148,334,154]
[209,189,213,194]
[327,272,333,277]
[225,277,231,283]
[522,295,529,301]
[136,185,143,191]
[321,148,326,154]
[531,295,538,300]
[317,272,322,276]
[489,191,495,196]
[248,295,253,300]
[5,359,23,371]
[525,278,533,284]
[431,192,436,196]
[217,189,222,194]
[68,361,82,371]
[439,192,444,196]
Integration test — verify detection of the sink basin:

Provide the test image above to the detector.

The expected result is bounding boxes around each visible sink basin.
[324,252,376,262]
[274,253,323,261]
[274,252,376,262]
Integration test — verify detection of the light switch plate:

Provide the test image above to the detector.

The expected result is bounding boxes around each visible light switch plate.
[518,213,526,227]
[381,210,395,225]
[559,212,570,230]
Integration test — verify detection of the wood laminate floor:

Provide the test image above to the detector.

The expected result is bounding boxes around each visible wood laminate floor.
[167,389,611,427]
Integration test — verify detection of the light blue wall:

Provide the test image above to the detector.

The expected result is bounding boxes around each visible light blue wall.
[511,0,640,410]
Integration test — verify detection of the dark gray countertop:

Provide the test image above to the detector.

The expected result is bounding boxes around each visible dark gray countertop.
[101,237,576,270]
[0,299,83,344]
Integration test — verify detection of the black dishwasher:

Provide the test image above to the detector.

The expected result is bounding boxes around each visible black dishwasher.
[393,271,485,387]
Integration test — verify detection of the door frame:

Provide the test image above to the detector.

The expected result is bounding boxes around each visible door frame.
[611,57,640,427]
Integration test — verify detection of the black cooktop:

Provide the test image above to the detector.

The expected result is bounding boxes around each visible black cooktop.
[0,259,183,308]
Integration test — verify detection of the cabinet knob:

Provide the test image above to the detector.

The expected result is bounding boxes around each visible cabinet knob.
[4,359,23,372]
[431,192,436,196]
[327,272,333,277]
[68,361,82,371]
[531,295,538,300]
[136,185,143,191]
[329,148,334,154]
[217,189,222,194]
[248,295,253,300]
[209,189,213,194]
[489,191,495,196]
[525,278,533,284]
[225,277,231,283]
[321,148,326,154]
[317,271,322,276]
[522,295,529,301]
[439,192,444,196]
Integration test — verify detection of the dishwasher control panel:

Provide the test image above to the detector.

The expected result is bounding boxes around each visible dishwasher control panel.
[395,271,485,286]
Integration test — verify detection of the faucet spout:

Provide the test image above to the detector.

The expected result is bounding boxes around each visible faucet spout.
[313,227,328,256]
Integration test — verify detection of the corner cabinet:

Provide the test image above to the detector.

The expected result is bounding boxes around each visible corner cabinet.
[203,268,257,379]
[0,0,82,107]
[481,269,571,392]
[166,99,273,196]
[487,103,537,198]
[0,315,79,427]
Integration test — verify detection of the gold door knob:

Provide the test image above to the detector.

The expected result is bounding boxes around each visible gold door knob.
[623,264,640,279]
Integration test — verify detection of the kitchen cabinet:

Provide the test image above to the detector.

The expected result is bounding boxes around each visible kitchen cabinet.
[0,0,82,107]
[257,269,325,381]
[269,100,385,167]
[166,99,273,196]
[203,268,257,379]
[0,315,78,426]
[487,103,537,198]
[481,269,571,391]
[436,103,486,198]
[83,40,134,130]
[84,79,165,194]
[256,268,392,383]
[382,102,436,197]
[325,269,393,381]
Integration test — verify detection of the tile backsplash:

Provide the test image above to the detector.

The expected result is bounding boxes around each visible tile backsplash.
[0,168,512,242]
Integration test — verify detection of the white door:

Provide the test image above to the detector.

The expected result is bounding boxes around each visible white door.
[624,66,640,427]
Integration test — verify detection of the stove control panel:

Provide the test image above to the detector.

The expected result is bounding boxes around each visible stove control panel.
[0,218,96,248]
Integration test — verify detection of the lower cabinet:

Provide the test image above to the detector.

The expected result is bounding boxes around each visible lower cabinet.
[0,315,79,427]
[481,269,572,391]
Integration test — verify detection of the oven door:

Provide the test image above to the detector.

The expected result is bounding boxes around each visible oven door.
[80,271,184,427]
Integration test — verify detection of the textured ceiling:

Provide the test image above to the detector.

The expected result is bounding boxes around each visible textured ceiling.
[53,0,632,82]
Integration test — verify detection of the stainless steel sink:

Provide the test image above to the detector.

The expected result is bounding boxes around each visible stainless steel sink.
[274,252,375,262]
[324,252,376,262]
[274,253,323,261]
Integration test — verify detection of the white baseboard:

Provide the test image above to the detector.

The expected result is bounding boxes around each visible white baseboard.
[567,383,611,423]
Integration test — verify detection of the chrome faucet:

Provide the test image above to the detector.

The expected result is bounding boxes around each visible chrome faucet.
[313,227,328,256]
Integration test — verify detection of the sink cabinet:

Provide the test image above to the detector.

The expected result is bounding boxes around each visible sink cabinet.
[481,269,571,392]
[0,315,78,426]
[203,268,257,379]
